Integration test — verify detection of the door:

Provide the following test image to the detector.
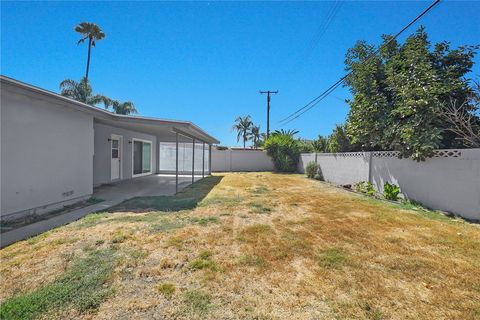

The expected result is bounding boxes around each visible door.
[132,139,152,177]
[111,136,121,180]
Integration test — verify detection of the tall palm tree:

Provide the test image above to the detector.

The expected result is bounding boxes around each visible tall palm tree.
[250,125,261,148]
[232,115,253,148]
[109,100,138,115]
[75,22,105,81]
[59,77,110,107]
[272,128,299,137]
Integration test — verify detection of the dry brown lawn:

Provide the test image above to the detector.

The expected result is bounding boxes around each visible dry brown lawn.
[1,172,479,319]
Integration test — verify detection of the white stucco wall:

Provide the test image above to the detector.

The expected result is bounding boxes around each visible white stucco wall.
[299,149,480,220]
[93,122,157,186]
[1,89,94,218]
[211,149,275,172]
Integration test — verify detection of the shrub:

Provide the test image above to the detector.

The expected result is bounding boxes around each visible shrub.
[264,134,301,172]
[383,182,400,201]
[305,161,319,179]
[355,181,375,196]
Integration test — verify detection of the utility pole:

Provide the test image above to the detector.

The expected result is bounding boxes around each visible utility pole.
[259,90,278,138]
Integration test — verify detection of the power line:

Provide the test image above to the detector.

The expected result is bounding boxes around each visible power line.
[278,0,441,126]
[304,0,344,57]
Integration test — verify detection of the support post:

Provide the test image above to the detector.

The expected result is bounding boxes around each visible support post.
[209,144,212,175]
[202,142,205,178]
[175,132,179,194]
[192,138,195,184]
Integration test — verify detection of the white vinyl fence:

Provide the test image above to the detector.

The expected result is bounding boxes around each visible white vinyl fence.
[299,149,480,221]
[211,149,275,172]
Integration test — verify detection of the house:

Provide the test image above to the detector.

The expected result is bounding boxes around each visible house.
[0,76,219,221]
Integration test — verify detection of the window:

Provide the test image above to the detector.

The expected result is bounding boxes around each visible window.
[133,140,152,176]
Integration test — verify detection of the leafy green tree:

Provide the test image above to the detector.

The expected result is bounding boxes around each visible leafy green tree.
[327,124,352,153]
[75,22,106,81]
[345,40,393,150]
[344,26,478,160]
[264,133,301,172]
[232,115,253,148]
[59,77,110,107]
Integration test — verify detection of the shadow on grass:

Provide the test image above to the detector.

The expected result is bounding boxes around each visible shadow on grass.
[108,175,223,213]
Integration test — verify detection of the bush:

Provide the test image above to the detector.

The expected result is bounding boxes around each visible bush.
[305,161,319,179]
[264,134,301,172]
[355,181,375,196]
[383,182,400,201]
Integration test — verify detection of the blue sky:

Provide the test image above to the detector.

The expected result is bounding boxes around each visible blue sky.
[2,1,479,146]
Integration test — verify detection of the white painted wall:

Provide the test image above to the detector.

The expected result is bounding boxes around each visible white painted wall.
[1,89,94,219]
[299,149,480,220]
[93,122,157,186]
[211,149,275,172]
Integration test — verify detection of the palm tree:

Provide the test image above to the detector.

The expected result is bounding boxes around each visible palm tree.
[59,77,110,107]
[232,115,253,148]
[250,125,261,148]
[75,22,105,81]
[109,100,138,115]
[272,128,299,137]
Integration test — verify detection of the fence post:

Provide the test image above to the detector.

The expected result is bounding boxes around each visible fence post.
[368,152,373,184]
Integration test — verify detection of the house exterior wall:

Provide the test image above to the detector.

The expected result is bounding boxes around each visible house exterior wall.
[1,89,94,219]
[93,122,157,186]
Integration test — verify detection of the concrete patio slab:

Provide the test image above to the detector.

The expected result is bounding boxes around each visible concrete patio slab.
[1,174,206,248]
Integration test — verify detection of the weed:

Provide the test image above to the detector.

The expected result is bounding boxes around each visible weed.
[0,249,116,319]
[157,283,175,299]
[317,247,348,269]
[183,289,212,315]
[111,231,128,244]
[189,251,219,271]
[249,202,272,214]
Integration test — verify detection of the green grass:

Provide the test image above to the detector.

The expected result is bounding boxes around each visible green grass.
[249,202,272,214]
[157,283,176,299]
[183,289,212,315]
[0,248,117,320]
[111,175,223,212]
[317,247,349,269]
[188,251,219,271]
[190,216,220,226]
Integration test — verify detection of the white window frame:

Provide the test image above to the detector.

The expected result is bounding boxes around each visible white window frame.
[131,138,153,178]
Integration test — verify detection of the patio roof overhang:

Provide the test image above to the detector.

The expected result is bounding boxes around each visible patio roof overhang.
[1,75,219,145]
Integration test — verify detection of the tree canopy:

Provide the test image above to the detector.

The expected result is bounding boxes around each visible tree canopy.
[344,26,479,160]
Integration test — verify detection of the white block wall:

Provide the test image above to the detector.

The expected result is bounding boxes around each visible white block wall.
[299,149,480,221]
[211,149,275,172]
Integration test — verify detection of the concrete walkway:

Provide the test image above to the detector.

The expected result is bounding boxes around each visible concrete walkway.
[0,174,205,248]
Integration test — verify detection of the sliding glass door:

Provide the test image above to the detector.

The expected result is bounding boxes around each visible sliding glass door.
[133,139,152,176]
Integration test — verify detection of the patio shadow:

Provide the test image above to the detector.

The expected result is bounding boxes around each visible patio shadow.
[107,175,223,212]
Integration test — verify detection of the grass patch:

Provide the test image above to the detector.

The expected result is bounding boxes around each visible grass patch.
[150,220,185,233]
[0,248,116,319]
[189,251,219,271]
[190,216,220,226]
[111,175,223,212]
[237,224,272,243]
[183,289,212,315]
[77,212,108,228]
[238,254,266,268]
[199,195,243,208]
[249,202,272,214]
[317,247,349,269]
[157,283,175,299]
